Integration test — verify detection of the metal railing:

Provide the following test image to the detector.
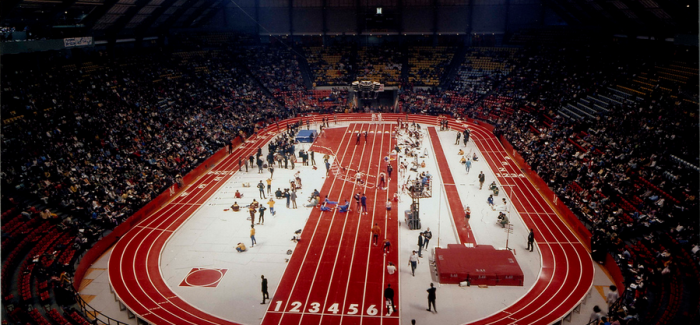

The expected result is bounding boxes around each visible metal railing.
[72,287,131,325]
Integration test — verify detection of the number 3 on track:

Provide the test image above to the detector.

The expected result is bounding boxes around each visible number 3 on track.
[308,302,320,313]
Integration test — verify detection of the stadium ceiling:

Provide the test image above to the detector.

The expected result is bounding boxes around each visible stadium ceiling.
[0,0,697,39]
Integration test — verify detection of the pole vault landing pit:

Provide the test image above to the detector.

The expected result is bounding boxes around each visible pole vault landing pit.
[179,268,228,288]
[435,245,523,286]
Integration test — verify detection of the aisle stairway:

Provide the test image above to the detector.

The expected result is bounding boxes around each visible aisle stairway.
[294,45,314,89]
[440,43,467,88]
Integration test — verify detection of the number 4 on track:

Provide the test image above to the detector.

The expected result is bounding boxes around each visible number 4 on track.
[327,303,339,314]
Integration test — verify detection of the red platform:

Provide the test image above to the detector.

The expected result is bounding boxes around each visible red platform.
[435,244,524,286]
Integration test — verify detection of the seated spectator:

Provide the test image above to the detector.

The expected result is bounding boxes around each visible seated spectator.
[235,190,243,198]
[236,242,247,252]
[291,229,302,243]
[498,212,509,228]
[231,202,240,212]
[305,196,319,207]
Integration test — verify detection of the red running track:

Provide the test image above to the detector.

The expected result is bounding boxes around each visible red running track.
[427,127,477,245]
[417,117,594,325]
[261,123,399,325]
[108,114,593,325]
[108,119,299,325]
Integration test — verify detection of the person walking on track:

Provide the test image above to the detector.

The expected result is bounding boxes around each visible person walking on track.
[261,275,269,304]
[354,192,361,211]
[527,229,535,252]
[378,172,386,189]
[361,193,368,214]
[478,171,485,189]
[427,283,437,313]
[383,238,391,254]
[455,132,461,145]
[409,251,419,276]
[310,150,316,166]
[372,223,381,246]
[387,163,393,180]
[384,284,396,313]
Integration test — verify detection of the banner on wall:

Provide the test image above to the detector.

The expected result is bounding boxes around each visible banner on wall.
[63,36,93,48]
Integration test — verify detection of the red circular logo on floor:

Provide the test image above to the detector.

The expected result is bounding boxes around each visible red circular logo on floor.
[179,268,228,288]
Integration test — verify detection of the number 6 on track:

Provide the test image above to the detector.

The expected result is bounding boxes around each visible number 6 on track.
[347,304,359,315]
[367,304,378,315]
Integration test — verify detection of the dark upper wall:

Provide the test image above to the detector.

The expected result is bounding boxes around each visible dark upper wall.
[204,0,548,35]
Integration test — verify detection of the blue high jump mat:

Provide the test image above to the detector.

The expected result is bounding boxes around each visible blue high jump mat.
[296,130,318,143]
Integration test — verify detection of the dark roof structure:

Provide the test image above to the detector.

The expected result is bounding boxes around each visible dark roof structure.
[1,0,697,41]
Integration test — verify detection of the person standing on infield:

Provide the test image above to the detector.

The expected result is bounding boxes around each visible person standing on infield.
[409,251,419,276]
[250,225,256,247]
[427,283,437,313]
[423,228,432,248]
[258,180,266,199]
[261,275,269,304]
[417,233,425,257]
[527,229,535,252]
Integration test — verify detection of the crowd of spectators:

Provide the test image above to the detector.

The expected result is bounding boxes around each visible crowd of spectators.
[1,48,287,240]
[407,46,454,86]
[356,45,403,86]
[305,45,354,86]
[489,44,699,324]
[241,45,306,94]
[398,88,477,116]
[239,45,349,112]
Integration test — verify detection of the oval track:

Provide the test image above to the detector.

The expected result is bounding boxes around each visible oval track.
[108,114,594,325]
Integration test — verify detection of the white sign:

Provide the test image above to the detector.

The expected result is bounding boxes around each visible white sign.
[64,37,93,48]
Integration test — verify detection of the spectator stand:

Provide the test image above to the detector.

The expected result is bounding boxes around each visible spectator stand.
[304,45,354,86]
[407,46,455,87]
[356,45,403,86]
